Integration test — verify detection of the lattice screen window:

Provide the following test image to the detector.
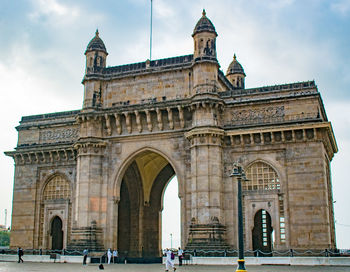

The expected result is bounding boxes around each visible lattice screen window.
[261,210,268,246]
[43,175,71,200]
[244,162,280,191]
[279,195,286,243]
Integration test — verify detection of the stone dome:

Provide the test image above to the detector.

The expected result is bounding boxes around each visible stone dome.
[85,30,107,55]
[192,10,217,36]
[226,54,245,76]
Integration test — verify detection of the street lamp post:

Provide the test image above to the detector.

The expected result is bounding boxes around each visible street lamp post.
[170,233,173,249]
[230,163,248,272]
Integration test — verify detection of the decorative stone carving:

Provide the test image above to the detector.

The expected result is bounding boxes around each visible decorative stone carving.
[145,110,153,132]
[167,107,174,130]
[156,108,163,130]
[231,106,285,124]
[114,113,122,134]
[40,128,79,143]
[134,110,142,133]
[105,114,112,136]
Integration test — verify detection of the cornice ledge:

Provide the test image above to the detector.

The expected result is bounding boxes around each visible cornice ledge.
[185,127,224,139]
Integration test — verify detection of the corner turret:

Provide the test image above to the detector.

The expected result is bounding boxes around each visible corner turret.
[226,54,245,89]
[85,30,108,75]
[83,30,108,109]
[192,9,217,62]
[192,10,219,96]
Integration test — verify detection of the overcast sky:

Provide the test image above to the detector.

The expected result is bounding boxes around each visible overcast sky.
[0,0,349,249]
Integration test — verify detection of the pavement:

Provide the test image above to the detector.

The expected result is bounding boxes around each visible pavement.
[0,262,349,272]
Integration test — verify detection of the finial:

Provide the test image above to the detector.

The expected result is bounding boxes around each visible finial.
[202,9,206,17]
[95,29,99,37]
[233,54,237,60]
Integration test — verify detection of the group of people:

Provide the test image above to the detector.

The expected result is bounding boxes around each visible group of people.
[164,247,184,271]
[16,245,184,271]
[106,248,119,264]
[83,248,118,266]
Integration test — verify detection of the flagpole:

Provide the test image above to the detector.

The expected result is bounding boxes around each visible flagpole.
[150,0,153,60]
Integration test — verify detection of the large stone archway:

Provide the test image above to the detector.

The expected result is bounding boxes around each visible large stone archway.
[6,11,337,255]
[116,150,176,258]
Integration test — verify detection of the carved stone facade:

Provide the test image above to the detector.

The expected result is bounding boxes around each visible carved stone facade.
[6,11,337,257]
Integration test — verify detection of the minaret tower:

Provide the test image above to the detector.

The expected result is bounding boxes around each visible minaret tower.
[82,30,108,109]
[68,30,108,251]
[185,11,228,251]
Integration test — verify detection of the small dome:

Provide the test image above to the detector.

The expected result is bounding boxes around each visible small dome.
[192,9,217,36]
[226,54,245,76]
[85,29,107,55]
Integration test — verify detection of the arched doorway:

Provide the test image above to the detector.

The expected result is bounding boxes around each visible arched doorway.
[252,209,273,256]
[51,216,63,250]
[40,174,71,250]
[117,150,177,259]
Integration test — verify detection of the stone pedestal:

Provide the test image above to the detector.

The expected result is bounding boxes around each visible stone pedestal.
[67,221,104,251]
[185,218,229,252]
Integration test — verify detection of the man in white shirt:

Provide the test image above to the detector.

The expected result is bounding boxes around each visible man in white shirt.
[165,248,176,271]
[112,249,118,263]
[178,247,184,266]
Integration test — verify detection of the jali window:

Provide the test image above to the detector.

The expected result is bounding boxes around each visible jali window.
[244,161,280,191]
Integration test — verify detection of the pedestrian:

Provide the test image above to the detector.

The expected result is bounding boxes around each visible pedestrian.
[112,249,118,263]
[83,248,88,265]
[17,247,24,263]
[178,247,183,266]
[164,248,176,271]
[107,248,112,264]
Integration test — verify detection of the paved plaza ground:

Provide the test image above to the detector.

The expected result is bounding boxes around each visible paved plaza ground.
[0,262,349,272]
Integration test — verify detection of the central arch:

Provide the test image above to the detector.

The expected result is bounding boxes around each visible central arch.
[116,149,177,259]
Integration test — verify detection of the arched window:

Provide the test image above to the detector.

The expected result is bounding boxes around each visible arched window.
[244,161,280,191]
[43,175,71,200]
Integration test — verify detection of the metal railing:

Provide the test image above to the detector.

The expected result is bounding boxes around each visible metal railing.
[0,248,348,258]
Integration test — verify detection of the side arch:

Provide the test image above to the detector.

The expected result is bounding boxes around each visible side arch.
[38,172,72,250]
[50,216,63,250]
[242,159,287,251]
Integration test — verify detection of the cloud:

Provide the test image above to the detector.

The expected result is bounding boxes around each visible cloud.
[28,0,81,25]
[331,0,350,16]
[153,0,176,19]
[267,0,295,9]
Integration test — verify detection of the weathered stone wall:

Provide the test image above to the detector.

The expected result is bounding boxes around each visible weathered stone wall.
[103,69,193,107]
[285,141,334,249]
[11,164,37,248]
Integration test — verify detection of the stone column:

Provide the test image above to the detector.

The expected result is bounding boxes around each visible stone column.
[68,115,106,251]
[68,141,106,251]
[185,125,228,250]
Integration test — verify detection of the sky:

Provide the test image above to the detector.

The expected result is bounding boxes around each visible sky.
[0,0,349,249]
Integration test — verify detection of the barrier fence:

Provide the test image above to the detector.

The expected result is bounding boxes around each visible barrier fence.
[1,248,349,258]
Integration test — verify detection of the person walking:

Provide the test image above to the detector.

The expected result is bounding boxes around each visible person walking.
[112,249,118,263]
[165,248,176,271]
[178,247,183,266]
[107,248,112,264]
[83,249,88,265]
[17,247,24,263]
